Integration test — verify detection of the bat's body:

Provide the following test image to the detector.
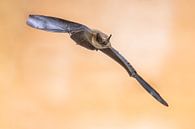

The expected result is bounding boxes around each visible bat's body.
[27,15,168,107]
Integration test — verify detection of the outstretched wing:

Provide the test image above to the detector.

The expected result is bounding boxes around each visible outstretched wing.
[26,14,91,33]
[100,47,168,106]
[26,14,96,50]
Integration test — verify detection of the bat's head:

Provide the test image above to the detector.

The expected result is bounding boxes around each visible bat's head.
[96,33,112,45]
[91,30,112,49]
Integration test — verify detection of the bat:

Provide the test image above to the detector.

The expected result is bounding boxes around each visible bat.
[26,14,168,107]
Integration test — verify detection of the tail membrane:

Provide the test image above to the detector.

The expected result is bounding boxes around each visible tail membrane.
[133,73,168,107]
[26,15,87,33]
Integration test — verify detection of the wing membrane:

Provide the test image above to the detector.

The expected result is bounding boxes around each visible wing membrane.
[26,15,91,33]
[100,47,168,106]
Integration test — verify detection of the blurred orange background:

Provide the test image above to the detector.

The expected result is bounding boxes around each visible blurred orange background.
[0,0,195,129]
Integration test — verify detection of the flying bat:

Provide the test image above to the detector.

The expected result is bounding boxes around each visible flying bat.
[26,14,168,107]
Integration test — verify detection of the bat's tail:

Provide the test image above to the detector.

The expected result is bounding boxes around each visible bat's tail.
[133,73,169,107]
[26,14,86,33]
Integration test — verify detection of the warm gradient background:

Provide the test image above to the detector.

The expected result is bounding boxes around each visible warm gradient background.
[0,0,195,129]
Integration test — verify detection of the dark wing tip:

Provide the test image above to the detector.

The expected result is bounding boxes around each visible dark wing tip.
[26,14,37,27]
[150,89,169,107]
[26,14,90,33]
[26,15,32,26]
[161,99,169,107]
[26,14,42,29]
[134,73,169,107]
[26,14,67,32]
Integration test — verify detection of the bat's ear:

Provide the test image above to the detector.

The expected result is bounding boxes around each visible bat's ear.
[106,34,112,42]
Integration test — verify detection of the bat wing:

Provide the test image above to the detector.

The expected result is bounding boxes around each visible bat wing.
[27,14,95,50]
[100,47,168,106]
[26,14,91,34]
